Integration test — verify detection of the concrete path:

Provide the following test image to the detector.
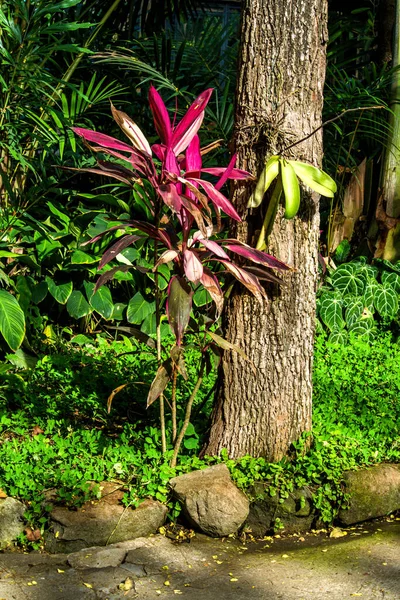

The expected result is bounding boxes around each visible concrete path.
[0,520,399,600]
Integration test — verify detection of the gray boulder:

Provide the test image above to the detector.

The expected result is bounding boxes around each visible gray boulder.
[338,464,400,525]
[169,464,249,537]
[0,497,25,549]
[46,496,167,553]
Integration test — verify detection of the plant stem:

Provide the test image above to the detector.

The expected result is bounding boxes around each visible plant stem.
[256,178,282,250]
[170,360,205,468]
[171,366,178,445]
[154,221,167,453]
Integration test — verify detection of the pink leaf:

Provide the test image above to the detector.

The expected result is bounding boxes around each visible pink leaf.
[185,166,253,180]
[188,178,241,221]
[185,135,202,173]
[151,143,166,161]
[165,147,180,176]
[166,276,193,345]
[219,260,267,304]
[224,243,290,270]
[72,127,133,153]
[197,238,230,259]
[149,85,173,145]
[200,268,224,317]
[183,249,204,282]
[157,183,182,213]
[171,89,213,155]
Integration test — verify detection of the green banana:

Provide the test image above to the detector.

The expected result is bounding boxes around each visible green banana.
[290,161,337,198]
[280,158,300,219]
[247,155,280,208]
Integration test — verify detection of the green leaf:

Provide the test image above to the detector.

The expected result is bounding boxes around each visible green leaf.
[71,250,98,265]
[127,292,155,324]
[318,292,344,331]
[363,278,379,311]
[381,271,400,292]
[0,290,25,351]
[90,286,114,320]
[193,287,211,307]
[112,303,126,320]
[373,284,399,318]
[6,349,37,369]
[345,298,364,328]
[333,240,350,264]
[348,319,374,340]
[328,330,348,345]
[32,281,48,305]
[67,291,92,319]
[46,278,73,304]
[330,263,365,296]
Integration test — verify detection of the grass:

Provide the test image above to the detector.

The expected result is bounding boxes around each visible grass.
[0,331,398,541]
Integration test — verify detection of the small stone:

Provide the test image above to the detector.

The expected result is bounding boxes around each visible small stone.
[0,498,25,549]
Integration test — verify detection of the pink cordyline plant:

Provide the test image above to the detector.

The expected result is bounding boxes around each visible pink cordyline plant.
[72,87,289,347]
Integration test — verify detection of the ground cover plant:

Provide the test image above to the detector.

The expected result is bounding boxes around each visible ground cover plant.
[0,330,398,545]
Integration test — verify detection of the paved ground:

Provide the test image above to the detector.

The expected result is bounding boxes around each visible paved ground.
[0,520,399,600]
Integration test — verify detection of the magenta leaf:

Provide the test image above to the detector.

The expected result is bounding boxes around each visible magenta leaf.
[197,237,229,259]
[171,88,213,155]
[185,166,253,181]
[180,196,210,237]
[98,234,141,270]
[185,135,202,173]
[72,127,133,153]
[149,85,173,145]
[219,260,267,304]
[166,276,193,345]
[224,243,290,270]
[244,265,283,285]
[188,178,241,221]
[183,249,204,282]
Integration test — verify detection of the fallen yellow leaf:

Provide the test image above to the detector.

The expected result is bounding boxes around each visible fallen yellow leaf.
[230,578,238,582]
[57,569,64,573]
[164,580,170,586]
[83,583,93,589]
[118,577,134,592]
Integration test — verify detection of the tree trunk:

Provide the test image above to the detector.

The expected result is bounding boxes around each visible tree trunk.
[203,0,328,461]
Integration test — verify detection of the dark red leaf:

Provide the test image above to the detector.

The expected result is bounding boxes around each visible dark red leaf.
[98,235,140,270]
[166,276,193,345]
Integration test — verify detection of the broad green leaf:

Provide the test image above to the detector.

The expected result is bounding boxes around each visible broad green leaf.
[373,284,399,318]
[146,263,170,290]
[112,303,126,320]
[328,330,348,345]
[193,287,211,307]
[318,292,344,331]
[140,313,170,337]
[6,349,37,369]
[127,292,155,324]
[345,298,364,328]
[333,240,350,264]
[348,319,374,340]
[16,276,32,314]
[90,286,114,320]
[32,281,48,305]
[71,334,92,345]
[381,271,400,292]
[363,278,379,311]
[71,250,98,265]
[330,263,365,296]
[67,291,91,319]
[0,290,25,351]
[46,278,73,304]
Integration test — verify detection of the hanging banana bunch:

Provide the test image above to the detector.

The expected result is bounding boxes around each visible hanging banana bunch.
[248,156,337,250]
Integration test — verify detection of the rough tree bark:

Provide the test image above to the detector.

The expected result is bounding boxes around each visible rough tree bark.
[203,0,328,460]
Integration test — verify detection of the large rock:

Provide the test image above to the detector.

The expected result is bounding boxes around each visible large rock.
[0,497,25,549]
[46,484,167,553]
[338,464,400,525]
[169,464,249,537]
[245,485,315,537]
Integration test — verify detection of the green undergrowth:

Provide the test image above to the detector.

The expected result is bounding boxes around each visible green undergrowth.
[0,332,399,543]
